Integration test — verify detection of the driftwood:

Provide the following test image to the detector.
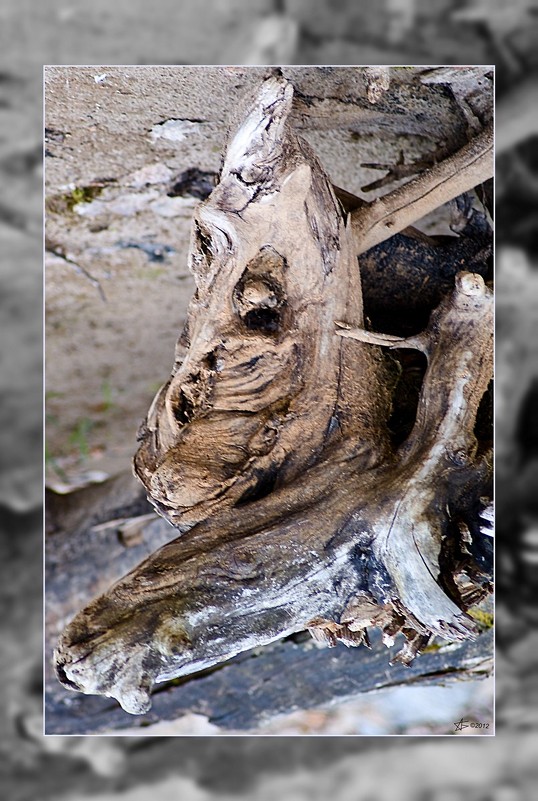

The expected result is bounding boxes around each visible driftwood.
[48,626,493,735]
[45,484,493,734]
[53,75,493,719]
[350,123,493,255]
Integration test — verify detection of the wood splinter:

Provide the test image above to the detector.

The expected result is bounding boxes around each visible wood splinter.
[54,76,493,716]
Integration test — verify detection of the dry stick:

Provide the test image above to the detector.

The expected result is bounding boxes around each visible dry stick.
[350,123,494,256]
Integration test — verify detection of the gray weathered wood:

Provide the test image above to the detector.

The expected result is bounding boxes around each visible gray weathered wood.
[46,627,493,735]
[350,123,494,254]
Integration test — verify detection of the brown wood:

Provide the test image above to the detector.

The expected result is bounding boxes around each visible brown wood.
[51,75,493,719]
[132,77,392,530]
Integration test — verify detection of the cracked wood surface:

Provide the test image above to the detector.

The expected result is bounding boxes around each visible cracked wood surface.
[132,76,392,528]
[47,627,493,735]
[51,73,493,722]
[44,65,492,492]
[54,272,492,716]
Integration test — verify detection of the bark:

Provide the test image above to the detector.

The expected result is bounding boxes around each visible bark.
[52,76,493,719]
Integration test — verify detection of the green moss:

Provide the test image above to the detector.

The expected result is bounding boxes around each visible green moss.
[135,266,166,280]
[68,184,103,209]
[45,442,69,483]
[46,183,104,214]
[422,641,443,654]
[68,417,95,460]
[468,608,494,629]
[100,380,115,411]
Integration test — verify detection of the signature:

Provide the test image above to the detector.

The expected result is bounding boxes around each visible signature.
[454,718,490,732]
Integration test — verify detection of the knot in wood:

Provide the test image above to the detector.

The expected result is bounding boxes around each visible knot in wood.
[457,271,485,297]
[447,447,471,467]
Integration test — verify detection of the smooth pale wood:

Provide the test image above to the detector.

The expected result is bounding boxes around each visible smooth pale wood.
[350,123,494,255]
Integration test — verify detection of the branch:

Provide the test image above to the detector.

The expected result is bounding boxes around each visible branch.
[46,627,493,735]
[350,123,494,255]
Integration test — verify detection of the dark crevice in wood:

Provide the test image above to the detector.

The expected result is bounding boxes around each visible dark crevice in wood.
[235,464,280,506]
[243,307,281,332]
[386,349,427,447]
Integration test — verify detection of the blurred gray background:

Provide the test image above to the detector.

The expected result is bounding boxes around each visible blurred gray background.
[2,0,538,795]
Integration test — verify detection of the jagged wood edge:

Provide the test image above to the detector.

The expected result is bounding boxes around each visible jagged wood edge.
[53,273,492,715]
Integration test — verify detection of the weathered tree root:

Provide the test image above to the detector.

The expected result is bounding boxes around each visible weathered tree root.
[54,76,493,715]
[133,76,392,530]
